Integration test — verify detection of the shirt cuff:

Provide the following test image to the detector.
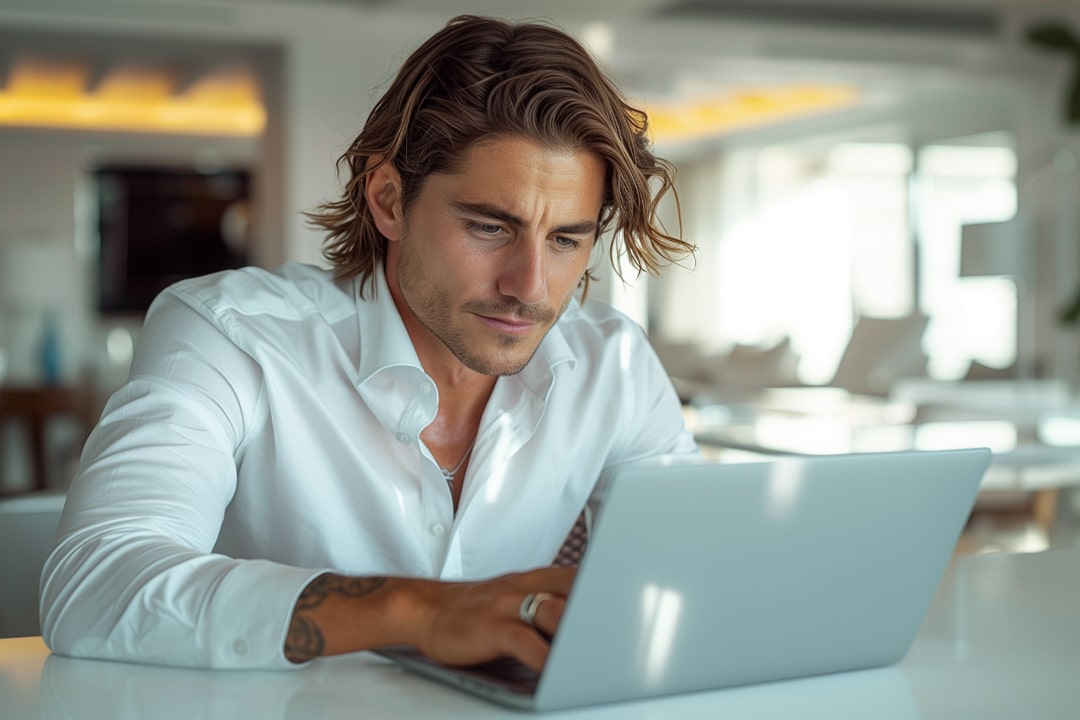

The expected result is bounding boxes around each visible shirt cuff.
[200,561,331,669]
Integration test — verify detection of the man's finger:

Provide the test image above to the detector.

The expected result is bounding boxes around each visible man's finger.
[498,622,551,673]
[530,594,565,639]
[511,566,576,595]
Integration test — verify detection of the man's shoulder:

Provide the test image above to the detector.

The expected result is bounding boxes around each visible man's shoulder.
[159,263,349,320]
[558,297,645,340]
[551,297,653,367]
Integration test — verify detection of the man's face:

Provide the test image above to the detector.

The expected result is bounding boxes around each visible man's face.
[385,136,605,376]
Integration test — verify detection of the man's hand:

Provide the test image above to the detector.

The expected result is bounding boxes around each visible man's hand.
[284,567,575,673]
[410,567,574,672]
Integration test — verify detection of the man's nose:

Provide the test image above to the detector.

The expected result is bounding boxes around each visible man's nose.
[499,238,548,305]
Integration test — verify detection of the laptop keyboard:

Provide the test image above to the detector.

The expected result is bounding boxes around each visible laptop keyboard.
[463,657,540,695]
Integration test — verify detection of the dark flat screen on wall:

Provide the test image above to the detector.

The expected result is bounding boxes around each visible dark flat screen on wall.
[96,165,251,314]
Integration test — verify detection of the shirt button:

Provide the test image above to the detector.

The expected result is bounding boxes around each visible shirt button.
[233,639,247,655]
[396,432,410,445]
[420,382,434,394]
[430,523,447,537]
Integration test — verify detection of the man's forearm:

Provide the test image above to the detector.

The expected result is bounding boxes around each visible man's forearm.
[283,567,575,671]
[284,574,414,663]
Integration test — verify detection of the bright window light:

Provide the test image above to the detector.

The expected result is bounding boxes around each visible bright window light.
[650,130,1017,391]
[917,136,1018,379]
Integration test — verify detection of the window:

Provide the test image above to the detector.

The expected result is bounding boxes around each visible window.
[647,130,1018,386]
[916,134,1018,378]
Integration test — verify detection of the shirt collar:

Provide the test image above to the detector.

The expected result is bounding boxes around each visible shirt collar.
[516,301,577,395]
[354,264,425,385]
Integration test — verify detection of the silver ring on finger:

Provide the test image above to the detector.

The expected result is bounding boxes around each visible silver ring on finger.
[518,592,554,629]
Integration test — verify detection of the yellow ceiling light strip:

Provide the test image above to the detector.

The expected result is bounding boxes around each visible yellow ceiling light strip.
[0,95,266,135]
[646,84,859,144]
[0,64,265,136]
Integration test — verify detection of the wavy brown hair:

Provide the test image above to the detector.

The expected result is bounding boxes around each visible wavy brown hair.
[308,15,693,297]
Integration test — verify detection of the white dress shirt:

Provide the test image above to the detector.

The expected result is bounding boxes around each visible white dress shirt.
[40,262,699,669]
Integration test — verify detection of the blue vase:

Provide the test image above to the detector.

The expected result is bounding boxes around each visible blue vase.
[39,313,62,385]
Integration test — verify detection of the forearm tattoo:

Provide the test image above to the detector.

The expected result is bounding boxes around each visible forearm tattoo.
[284,574,387,663]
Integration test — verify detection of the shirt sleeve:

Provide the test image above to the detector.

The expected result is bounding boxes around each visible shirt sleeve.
[615,325,702,465]
[580,322,701,529]
[39,289,326,669]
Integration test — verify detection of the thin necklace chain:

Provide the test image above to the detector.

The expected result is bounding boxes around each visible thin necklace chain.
[441,437,476,485]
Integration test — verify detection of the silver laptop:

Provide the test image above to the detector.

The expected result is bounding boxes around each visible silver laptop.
[376,448,991,711]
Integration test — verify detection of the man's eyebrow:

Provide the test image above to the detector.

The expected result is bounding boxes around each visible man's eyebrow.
[450,201,598,235]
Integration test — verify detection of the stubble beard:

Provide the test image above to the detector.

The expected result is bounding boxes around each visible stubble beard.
[396,237,570,377]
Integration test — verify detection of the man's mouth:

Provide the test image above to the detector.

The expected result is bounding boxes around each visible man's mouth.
[476,314,539,335]
[466,301,556,336]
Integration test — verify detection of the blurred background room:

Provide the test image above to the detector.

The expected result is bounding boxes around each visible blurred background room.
[4,0,1080,636]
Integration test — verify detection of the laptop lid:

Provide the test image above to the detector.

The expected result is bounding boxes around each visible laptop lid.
[381,448,990,712]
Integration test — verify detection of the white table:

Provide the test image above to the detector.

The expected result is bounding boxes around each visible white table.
[2,549,1078,719]
[689,385,1080,492]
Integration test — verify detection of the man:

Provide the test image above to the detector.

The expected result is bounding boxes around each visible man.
[40,15,699,673]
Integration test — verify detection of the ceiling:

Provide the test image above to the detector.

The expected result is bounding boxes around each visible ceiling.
[243,0,1072,36]
[241,0,1021,24]
[0,0,1067,139]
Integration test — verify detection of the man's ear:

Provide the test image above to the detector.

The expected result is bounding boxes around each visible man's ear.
[365,159,404,242]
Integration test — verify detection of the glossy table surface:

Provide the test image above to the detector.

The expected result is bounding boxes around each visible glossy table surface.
[2,549,1079,719]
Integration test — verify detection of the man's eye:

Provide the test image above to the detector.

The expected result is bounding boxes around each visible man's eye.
[554,236,581,250]
[469,222,503,236]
